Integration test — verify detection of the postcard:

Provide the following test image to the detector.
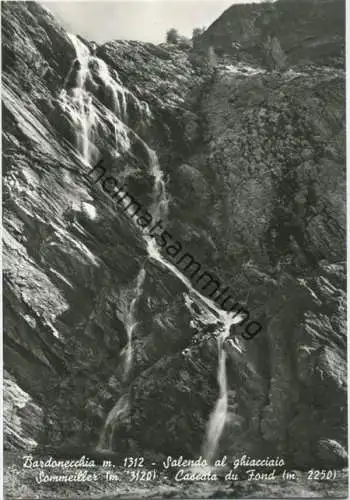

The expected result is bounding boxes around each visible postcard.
[3,0,347,498]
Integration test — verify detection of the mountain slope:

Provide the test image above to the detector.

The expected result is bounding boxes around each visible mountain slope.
[196,0,345,69]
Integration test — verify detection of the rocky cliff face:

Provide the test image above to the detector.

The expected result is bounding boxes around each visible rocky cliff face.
[3,0,346,476]
[197,0,345,69]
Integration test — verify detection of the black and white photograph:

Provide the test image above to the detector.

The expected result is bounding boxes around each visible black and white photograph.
[2,0,347,498]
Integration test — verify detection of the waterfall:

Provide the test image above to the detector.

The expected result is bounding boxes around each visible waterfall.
[63,34,152,166]
[61,36,243,457]
[202,331,228,464]
[123,268,146,379]
[88,56,128,121]
[146,236,243,463]
[67,34,91,165]
[147,240,243,331]
[68,33,90,67]
[97,267,146,452]
[97,394,129,451]
[147,147,169,222]
[144,152,243,462]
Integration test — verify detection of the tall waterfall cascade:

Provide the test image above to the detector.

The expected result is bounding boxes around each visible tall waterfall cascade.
[64,34,244,459]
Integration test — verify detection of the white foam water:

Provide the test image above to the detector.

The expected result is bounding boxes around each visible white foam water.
[67,34,91,165]
[97,394,129,451]
[202,330,228,463]
[147,146,169,222]
[122,268,146,379]
[89,55,129,121]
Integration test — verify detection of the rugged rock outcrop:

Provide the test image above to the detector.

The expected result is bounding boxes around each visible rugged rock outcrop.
[3,0,346,477]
